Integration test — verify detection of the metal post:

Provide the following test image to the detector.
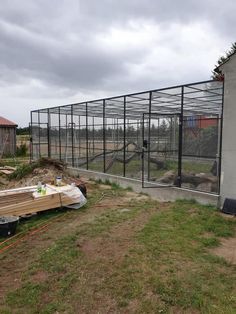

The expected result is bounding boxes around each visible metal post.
[177,86,184,187]
[123,96,126,177]
[116,118,119,150]
[147,91,152,181]
[38,111,41,158]
[103,99,106,173]
[86,103,89,170]
[137,120,138,146]
[78,115,81,157]
[142,114,145,187]
[71,105,74,167]
[65,114,68,161]
[47,109,51,158]
[58,107,61,161]
[30,111,33,162]
[92,116,95,155]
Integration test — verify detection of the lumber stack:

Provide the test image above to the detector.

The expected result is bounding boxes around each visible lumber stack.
[0,166,16,176]
[0,184,85,217]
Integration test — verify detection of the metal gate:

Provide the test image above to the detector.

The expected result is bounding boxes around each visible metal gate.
[142,113,180,188]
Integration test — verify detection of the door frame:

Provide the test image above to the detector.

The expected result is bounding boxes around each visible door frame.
[141,112,181,188]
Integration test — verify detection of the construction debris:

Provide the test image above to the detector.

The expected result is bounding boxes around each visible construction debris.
[0,158,87,219]
[0,166,16,176]
[0,184,87,217]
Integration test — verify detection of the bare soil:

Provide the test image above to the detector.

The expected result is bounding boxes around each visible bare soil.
[211,236,236,265]
[0,181,156,304]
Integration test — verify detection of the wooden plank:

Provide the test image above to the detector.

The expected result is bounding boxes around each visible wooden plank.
[0,186,37,196]
[0,169,13,175]
[0,190,79,217]
[0,184,83,217]
[0,192,32,207]
[3,166,16,170]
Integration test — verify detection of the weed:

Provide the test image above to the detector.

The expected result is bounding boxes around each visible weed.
[9,162,39,180]
[6,282,45,307]
[125,186,133,191]
[16,143,28,157]
[93,178,122,190]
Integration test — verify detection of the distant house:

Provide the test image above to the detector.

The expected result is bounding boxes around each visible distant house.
[0,116,18,157]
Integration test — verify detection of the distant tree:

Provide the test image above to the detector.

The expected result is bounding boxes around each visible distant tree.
[16,127,30,135]
[212,42,236,80]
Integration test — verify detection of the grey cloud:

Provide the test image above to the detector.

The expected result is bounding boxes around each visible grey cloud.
[1,1,235,37]
[79,0,236,36]
[0,14,149,91]
[0,0,235,126]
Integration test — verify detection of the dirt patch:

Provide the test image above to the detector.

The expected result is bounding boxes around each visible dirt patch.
[201,232,215,238]
[0,158,86,191]
[211,237,236,265]
[219,212,236,220]
[98,184,112,190]
[123,191,150,202]
[80,207,157,263]
[31,270,49,284]
[0,184,149,302]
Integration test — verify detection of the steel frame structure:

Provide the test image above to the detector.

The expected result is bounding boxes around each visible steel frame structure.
[31,79,224,194]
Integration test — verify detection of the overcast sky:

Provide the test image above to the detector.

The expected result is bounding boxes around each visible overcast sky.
[0,0,235,126]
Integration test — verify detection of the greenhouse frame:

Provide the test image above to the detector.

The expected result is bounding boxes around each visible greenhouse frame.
[31,79,224,194]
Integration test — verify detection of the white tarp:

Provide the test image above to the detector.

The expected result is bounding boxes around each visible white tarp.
[33,184,87,208]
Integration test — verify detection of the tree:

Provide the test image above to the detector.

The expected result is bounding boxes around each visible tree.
[16,127,30,135]
[212,42,236,80]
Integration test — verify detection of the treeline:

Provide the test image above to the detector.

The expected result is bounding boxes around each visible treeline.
[16,127,30,135]
[31,121,173,138]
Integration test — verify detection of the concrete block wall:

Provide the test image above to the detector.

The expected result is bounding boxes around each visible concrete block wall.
[219,54,236,205]
[67,167,219,206]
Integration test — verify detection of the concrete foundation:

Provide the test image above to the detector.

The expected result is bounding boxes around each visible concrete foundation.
[68,167,219,206]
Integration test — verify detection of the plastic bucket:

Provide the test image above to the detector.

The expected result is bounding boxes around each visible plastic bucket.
[0,216,19,237]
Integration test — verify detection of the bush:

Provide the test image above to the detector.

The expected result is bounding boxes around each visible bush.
[9,162,39,180]
[16,143,28,157]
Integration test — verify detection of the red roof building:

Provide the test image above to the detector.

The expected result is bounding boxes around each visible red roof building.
[0,116,18,127]
[0,116,18,157]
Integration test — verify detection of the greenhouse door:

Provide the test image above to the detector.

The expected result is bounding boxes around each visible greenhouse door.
[142,113,180,188]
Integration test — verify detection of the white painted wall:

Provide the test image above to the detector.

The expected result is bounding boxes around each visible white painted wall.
[219,54,236,205]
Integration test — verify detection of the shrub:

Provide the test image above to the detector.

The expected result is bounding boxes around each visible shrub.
[16,143,28,157]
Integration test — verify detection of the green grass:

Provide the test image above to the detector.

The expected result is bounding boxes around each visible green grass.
[92,177,133,191]
[0,208,67,244]
[1,196,236,313]
[132,200,236,312]
[88,157,213,181]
